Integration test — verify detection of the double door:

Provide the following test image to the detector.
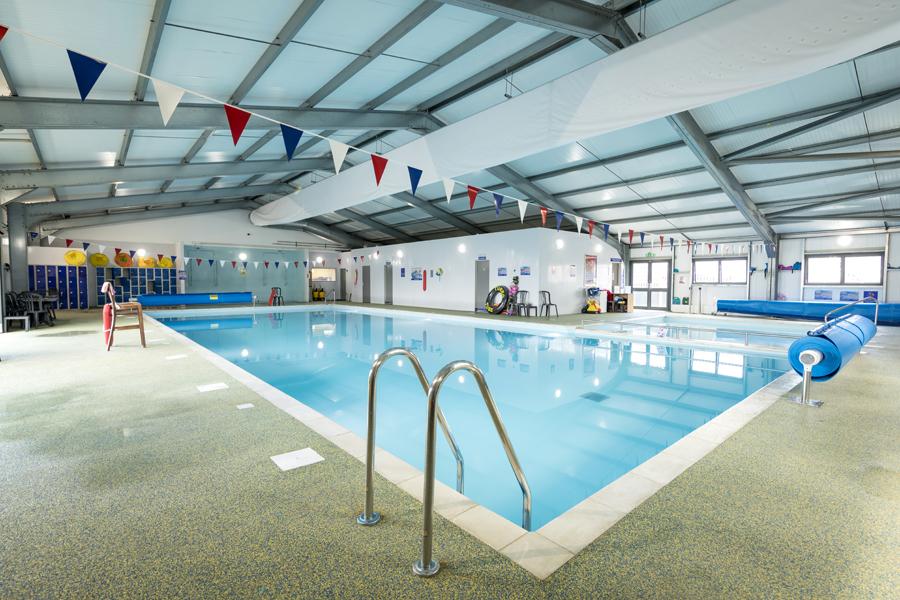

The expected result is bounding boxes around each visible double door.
[630,260,671,310]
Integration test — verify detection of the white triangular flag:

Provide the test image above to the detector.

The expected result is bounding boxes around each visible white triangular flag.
[575,216,583,233]
[152,78,185,126]
[47,235,56,246]
[253,261,259,269]
[97,244,105,253]
[283,261,289,268]
[517,200,527,223]
[329,139,349,174]
[219,259,226,267]
[442,178,455,204]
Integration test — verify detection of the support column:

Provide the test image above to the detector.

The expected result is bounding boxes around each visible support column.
[6,202,29,292]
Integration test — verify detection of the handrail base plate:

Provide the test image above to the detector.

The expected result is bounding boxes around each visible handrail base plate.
[413,559,440,577]
[356,512,381,526]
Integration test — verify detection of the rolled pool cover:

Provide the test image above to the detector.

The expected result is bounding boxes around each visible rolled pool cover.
[788,315,876,381]
[716,299,900,325]
[137,292,253,306]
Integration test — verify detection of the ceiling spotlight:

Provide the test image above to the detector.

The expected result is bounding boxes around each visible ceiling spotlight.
[396,250,404,258]
[238,252,247,261]
[837,235,853,247]
[316,256,324,264]
[136,248,146,257]
[457,243,466,253]
[555,239,565,249]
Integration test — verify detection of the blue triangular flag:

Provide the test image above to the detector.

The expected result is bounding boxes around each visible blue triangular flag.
[303,260,308,268]
[170,256,176,262]
[639,232,645,245]
[67,50,107,101]
[280,124,303,160]
[670,237,675,250]
[493,193,504,216]
[353,256,357,263]
[208,259,214,267]
[555,211,563,231]
[242,261,248,268]
[274,261,280,269]
[29,231,38,239]
[407,166,423,196]
[129,250,136,258]
[82,242,90,250]
[603,223,610,240]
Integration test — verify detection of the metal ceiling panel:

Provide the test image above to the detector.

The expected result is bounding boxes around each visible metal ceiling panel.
[125,130,208,164]
[575,118,681,161]
[623,0,735,39]
[0,130,40,167]
[316,54,424,110]
[506,143,596,177]
[627,170,718,198]
[538,165,623,195]
[746,171,881,202]
[853,44,900,96]
[190,129,271,162]
[33,129,126,167]
[563,187,642,210]
[604,146,700,180]
[383,3,497,64]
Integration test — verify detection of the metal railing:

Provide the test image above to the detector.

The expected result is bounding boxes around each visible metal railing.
[326,289,336,304]
[824,296,879,325]
[356,348,465,527]
[414,360,531,577]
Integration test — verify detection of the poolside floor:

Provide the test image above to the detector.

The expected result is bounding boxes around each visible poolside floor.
[1,307,897,598]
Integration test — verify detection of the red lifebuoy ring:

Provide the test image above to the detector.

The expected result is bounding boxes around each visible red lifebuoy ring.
[102,304,113,345]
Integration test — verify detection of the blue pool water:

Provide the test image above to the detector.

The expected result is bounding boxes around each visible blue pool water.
[155,307,789,529]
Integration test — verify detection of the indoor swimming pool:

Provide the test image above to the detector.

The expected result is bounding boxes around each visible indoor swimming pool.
[154,307,790,530]
[583,314,812,352]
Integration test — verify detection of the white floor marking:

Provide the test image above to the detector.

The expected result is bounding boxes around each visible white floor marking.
[165,354,188,360]
[196,382,228,393]
[236,403,254,410]
[271,448,324,471]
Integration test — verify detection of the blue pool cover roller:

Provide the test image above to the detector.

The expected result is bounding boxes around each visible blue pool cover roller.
[788,315,876,381]
[716,299,900,325]
[137,291,253,306]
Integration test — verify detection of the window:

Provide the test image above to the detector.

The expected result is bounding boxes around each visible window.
[310,268,336,282]
[692,258,748,284]
[805,253,883,285]
[691,350,744,378]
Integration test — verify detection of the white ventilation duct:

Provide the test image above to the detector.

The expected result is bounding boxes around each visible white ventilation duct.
[251,0,900,226]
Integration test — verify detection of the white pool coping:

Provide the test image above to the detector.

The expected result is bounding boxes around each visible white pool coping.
[145,308,801,580]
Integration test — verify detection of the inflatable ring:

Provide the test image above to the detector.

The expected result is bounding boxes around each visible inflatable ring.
[484,285,510,314]
[114,252,133,267]
[89,252,109,267]
[158,256,174,268]
[64,250,86,266]
[137,256,157,268]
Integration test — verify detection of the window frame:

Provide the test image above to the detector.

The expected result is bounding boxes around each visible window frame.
[804,252,884,286]
[691,257,748,285]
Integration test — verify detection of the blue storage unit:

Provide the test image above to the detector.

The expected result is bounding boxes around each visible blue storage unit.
[137,291,252,306]
[27,264,89,309]
[96,267,177,305]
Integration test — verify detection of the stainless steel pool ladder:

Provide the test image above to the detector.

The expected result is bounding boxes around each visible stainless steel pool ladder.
[414,360,532,577]
[357,348,465,526]
[824,296,879,326]
[327,289,336,304]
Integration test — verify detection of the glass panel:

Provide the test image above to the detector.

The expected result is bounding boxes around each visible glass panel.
[650,262,669,288]
[650,291,668,308]
[844,255,882,284]
[720,259,748,283]
[694,260,719,283]
[806,256,841,284]
[632,262,649,288]
[633,290,648,307]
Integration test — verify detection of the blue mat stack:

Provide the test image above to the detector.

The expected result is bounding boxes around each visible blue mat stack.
[788,315,876,381]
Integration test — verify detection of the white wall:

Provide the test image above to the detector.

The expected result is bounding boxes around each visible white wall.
[341,228,620,314]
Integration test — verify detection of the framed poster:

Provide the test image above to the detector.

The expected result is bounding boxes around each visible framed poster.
[410,268,424,281]
[813,289,832,300]
[400,268,406,278]
[839,290,859,302]
[863,290,879,300]
[520,266,531,276]
[584,255,597,286]
[497,267,507,276]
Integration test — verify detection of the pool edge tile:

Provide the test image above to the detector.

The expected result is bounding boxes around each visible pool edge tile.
[499,533,575,580]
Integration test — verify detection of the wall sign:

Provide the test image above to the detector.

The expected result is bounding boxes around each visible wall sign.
[839,290,859,302]
[813,289,832,300]
[610,257,623,263]
[477,255,487,261]
[400,268,406,278]
[498,267,507,276]
[520,266,531,276]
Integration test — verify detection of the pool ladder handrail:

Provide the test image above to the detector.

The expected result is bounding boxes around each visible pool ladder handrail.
[415,360,532,577]
[327,289,336,305]
[824,296,879,326]
[357,348,465,526]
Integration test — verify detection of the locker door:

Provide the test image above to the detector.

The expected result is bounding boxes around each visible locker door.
[78,266,88,308]
[57,266,69,308]
[67,266,77,308]
[36,265,46,293]
[47,267,58,304]
[28,266,36,291]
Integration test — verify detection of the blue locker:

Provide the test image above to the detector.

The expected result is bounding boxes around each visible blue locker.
[35,265,46,293]
[47,266,57,298]
[56,266,68,309]
[28,266,35,291]
[66,266,77,308]
[78,266,88,308]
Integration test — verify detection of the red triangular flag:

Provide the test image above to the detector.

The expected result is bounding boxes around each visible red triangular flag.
[0,25,8,43]
[293,261,299,268]
[371,154,388,186]
[157,254,164,261]
[628,229,634,244]
[264,261,270,269]
[115,248,122,255]
[467,186,479,210]
[65,239,74,247]
[587,220,594,237]
[223,105,251,145]
[231,260,236,268]
[540,207,548,226]
[660,235,664,249]
[193,258,201,265]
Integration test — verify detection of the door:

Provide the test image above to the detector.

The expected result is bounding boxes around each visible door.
[475,260,490,311]
[630,260,671,310]
[384,263,393,305]
[339,268,347,301]
[362,265,371,303]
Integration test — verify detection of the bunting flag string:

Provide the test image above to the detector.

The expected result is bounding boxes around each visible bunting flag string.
[371,154,388,186]
[67,50,106,101]
[207,259,214,267]
[65,239,73,247]
[407,166,423,196]
[0,24,754,253]
[554,211,563,232]
[82,242,90,251]
[587,220,594,237]
[280,124,303,160]
[467,185,479,210]
[224,105,251,145]
[152,78,184,126]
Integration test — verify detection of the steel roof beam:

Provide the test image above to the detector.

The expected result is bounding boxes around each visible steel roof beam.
[38,200,258,231]
[289,219,370,247]
[334,208,420,243]
[2,159,329,190]
[23,184,288,224]
[0,97,439,131]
